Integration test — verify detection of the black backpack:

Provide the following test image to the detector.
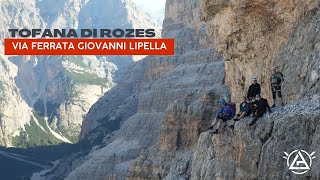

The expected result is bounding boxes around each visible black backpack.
[276,72,284,84]
[272,72,284,84]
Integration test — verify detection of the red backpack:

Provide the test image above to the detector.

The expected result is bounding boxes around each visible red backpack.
[229,102,237,113]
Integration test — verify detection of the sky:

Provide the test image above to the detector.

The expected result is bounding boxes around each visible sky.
[132,0,166,25]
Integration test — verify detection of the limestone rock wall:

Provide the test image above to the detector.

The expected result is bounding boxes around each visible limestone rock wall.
[158,87,228,152]
[65,56,225,179]
[0,55,32,146]
[191,95,320,179]
[128,88,229,179]
[48,0,320,179]
[0,0,42,146]
[273,10,320,102]
[80,0,221,138]
[200,0,319,103]
[10,55,113,142]
[128,1,320,179]
[54,0,226,178]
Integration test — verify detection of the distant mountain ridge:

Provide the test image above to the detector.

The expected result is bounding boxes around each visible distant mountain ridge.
[0,0,161,147]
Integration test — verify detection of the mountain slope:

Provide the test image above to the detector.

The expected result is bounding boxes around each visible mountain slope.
[46,0,320,179]
[42,0,226,179]
[0,55,32,146]
[0,0,161,146]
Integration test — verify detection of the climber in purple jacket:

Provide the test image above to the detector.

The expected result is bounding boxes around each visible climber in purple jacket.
[208,98,236,134]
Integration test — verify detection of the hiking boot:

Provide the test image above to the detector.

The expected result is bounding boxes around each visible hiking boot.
[249,118,257,126]
[281,103,285,107]
[271,104,276,108]
[229,125,234,129]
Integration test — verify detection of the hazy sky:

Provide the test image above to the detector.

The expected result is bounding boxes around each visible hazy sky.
[132,0,166,25]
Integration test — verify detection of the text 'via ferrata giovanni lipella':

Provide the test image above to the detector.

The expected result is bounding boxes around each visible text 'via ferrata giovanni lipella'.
[4,29,175,56]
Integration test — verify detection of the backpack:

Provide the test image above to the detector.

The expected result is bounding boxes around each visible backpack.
[276,72,284,84]
[229,103,236,116]
[221,103,236,118]
[271,72,284,84]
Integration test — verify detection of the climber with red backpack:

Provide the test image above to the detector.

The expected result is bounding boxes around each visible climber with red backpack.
[208,98,236,134]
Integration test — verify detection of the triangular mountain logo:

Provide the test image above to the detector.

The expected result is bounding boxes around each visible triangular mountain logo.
[284,150,316,175]
[289,151,310,170]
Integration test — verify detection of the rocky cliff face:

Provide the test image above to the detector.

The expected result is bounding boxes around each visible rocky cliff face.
[0,0,45,146]
[187,0,320,178]
[200,0,319,103]
[127,96,320,180]
[191,96,320,179]
[40,0,320,179]
[46,0,226,179]
[12,55,114,142]
[0,0,45,31]
[80,0,221,138]
[0,0,161,146]
[128,88,228,180]
[0,54,32,146]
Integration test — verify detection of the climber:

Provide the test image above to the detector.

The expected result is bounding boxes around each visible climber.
[247,76,261,101]
[249,94,271,126]
[208,98,236,134]
[233,96,251,121]
[270,67,284,107]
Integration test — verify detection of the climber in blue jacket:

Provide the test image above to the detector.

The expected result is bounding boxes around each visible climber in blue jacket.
[208,98,236,134]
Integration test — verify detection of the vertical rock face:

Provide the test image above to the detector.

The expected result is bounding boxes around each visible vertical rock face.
[0,55,32,146]
[128,88,228,180]
[163,0,211,55]
[52,0,226,179]
[36,0,82,29]
[191,96,320,179]
[119,0,320,179]
[77,0,161,62]
[41,0,320,180]
[0,0,45,30]
[188,0,320,179]
[273,11,320,102]
[200,0,319,103]
[158,93,218,151]
[0,0,42,146]
[80,0,221,139]
[13,55,115,142]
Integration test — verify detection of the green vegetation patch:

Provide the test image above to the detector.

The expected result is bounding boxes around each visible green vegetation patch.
[12,114,63,148]
[59,126,80,143]
[64,69,108,87]
[63,56,87,68]
[33,112,51,132]
[57,56,110,101]
[62,56,108,87]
